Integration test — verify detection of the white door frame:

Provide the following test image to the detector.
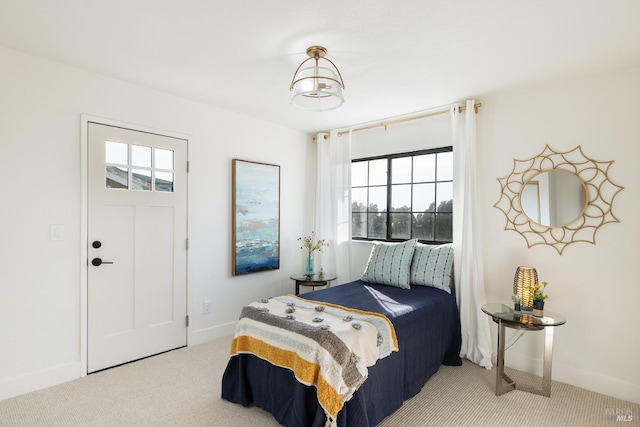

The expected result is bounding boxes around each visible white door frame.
[80,114,190,377]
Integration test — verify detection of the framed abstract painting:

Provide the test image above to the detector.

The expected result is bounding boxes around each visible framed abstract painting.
[232,159,280,275]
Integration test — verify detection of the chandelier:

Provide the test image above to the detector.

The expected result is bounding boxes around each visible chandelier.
[289,46,345,112]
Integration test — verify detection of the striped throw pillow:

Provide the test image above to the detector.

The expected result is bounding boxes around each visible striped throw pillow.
[361,239,417,289]
[410,243,454,293]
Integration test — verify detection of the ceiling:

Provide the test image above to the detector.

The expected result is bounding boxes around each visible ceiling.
[2,1,640,133]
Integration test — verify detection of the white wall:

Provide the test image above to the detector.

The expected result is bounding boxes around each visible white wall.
[0,46,310,400]
[479,67,640,404]
[348,68,640,404]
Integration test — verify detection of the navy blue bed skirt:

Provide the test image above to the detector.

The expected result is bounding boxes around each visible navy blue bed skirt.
[222,280,462,426]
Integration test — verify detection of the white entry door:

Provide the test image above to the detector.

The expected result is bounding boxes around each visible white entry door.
[87,122,188,373]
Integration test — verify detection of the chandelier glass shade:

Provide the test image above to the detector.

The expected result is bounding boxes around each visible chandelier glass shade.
[290,46,345,112]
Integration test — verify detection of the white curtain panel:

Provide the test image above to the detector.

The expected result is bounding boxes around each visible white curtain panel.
[451,100,493,369]
[315,130,353,284]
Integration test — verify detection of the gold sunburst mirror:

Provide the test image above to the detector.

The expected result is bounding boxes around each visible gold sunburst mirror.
[494,145,624,254]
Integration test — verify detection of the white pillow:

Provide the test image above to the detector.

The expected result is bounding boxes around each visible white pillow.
[361,239,417,289]
[410,243,454,293]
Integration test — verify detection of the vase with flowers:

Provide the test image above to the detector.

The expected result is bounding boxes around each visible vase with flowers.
[512,294,522,312]
[298,232,328,277]
[530,281,549,316]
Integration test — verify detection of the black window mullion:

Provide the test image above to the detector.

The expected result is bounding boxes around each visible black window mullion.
[433,153,438,240]
[366,160,370,238]
[386,157,392,241]
[410,156,414,239]
[367,160,372,239]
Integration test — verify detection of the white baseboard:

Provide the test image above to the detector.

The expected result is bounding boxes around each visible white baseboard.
[1,322,240,402]
[188,321,237,346]
[506,353,640,404]
[0,362,80,401]
[554,362,640,405]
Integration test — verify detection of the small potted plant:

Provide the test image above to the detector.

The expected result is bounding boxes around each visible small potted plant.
[512,294,522,312]
[531,281,549,316]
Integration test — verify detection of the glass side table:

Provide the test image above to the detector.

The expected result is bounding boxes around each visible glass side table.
[290,273,337,295]
[481,302,566,397]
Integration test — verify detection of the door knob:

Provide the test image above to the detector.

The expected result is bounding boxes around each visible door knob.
[91,257,114,267]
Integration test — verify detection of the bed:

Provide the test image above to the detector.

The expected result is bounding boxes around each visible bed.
[221,241,462,426]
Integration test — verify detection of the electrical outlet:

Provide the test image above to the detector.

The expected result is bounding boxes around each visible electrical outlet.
[203,300,212,315]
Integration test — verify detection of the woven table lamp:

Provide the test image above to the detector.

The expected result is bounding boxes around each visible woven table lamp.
[513,266,538,311]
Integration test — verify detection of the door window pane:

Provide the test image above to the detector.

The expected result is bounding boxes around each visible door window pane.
[131,145,151,168]
[106,141,128,165]
[106,166,128,189]
[155,172,174,192]
[155,148,174,170]
[132,169,152,191]
[106,141,176,193]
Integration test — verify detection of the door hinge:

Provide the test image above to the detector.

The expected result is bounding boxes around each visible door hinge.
[186,238,189,250]
[187,161,190,173]
[186,315,190,328]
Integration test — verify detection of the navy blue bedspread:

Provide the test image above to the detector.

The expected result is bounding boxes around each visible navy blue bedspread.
[221,280,462,426]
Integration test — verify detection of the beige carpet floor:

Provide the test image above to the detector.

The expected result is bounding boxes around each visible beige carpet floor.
[1,335,638,426]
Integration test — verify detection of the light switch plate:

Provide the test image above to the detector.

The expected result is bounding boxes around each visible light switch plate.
[50,224,64,241]
[203,300,212,314]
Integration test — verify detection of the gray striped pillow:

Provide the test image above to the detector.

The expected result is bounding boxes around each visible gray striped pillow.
[410,243,454,293]
[361,239,417,289]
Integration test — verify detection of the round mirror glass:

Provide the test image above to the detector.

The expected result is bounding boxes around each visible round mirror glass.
[519,170,587,227]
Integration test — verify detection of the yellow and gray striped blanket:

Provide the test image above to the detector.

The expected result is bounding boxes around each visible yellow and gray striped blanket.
[229,295,398,426]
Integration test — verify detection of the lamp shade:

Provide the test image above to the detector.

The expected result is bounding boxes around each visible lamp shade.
[513,266,538,311]
[290,46,345,112]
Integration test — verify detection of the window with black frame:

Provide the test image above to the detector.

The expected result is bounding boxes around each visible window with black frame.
[351,147,453,243]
